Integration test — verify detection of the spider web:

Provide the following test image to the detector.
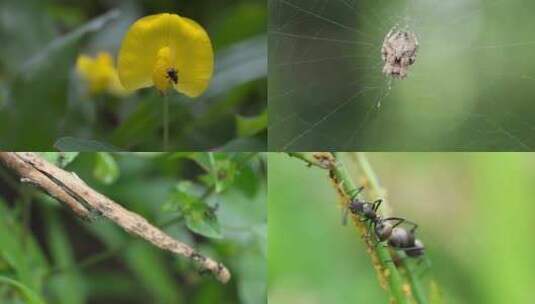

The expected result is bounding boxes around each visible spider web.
[268,0,535,151]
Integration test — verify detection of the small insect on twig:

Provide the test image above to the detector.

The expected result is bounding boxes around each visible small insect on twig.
[344,186,425,259]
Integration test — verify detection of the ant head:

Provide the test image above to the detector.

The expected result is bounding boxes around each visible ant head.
[347,200,363,215]
[388,227,414,248]
[374,220,393,241]
[405,239,425,257]
[361,203,377,218]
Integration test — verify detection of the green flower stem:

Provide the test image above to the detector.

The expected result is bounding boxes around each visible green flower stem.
[163,94,169,150]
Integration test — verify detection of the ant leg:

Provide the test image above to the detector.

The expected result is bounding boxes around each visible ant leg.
[372,199,383,212]
[383,217,419,233]
[369,221,386,247]
[407,221,419,234]
[400,245,424,251]
[381,217,406,228]
[366,220,373,238]
[364,220,377,242]
[400,219,419,233]
[348,186,365,200]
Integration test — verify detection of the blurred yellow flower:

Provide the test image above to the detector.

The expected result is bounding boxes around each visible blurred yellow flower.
[76,52,129,96]
[117,13,214,97]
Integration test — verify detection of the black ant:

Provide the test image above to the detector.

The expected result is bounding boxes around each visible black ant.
[166,68,178,85]
[343,186,425,258]
[375,217,425,258]
[342,186,382,226]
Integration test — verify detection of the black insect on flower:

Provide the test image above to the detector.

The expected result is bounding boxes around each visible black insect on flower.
[166,68,179,85]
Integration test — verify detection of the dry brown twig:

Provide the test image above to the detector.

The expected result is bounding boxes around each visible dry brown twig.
[0,152,231,284]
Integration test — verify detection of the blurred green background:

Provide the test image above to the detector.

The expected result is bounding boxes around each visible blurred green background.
[0,152,266,304]
[269,152,535,303]
[0,0,266,151]
[269,0,535,151]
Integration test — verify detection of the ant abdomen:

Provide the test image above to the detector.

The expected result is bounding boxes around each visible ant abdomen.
[387,227,415,248]
[374,221,394,242]
[404,239,425,257]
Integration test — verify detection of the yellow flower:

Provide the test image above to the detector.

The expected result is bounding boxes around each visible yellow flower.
[117,13,214,97]
[76,52,129,96]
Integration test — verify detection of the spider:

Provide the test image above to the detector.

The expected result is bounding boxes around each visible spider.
[381,26,419,79]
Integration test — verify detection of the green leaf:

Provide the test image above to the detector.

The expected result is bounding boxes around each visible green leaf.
[169,152,213,173]
[45,210,86,304]
[188,154,211,171]
[163,181,199,213]
[166,182,222,239]
[211,2,267,47]
[234,163,259,198]
[0,201,48,296]
[205,36,267,99]
[218,137,266,152]
[55,137,120,152]
[93,152,119,185]
[184,209,222,239]
[208,152,222,192]
[236,109,267,138]
[131,152,167,158]
[200,156,237,193]
[0,276,46,304]
[21,9,120,74]
[124,243,182,303]
[110,93,162,147]
[169,152,196,160]
[39,152,79,168]
[82,221,181,303]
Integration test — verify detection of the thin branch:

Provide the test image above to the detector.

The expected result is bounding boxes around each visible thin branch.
[0,152,231,284]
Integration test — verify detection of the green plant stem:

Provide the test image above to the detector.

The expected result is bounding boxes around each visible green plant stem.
[355,153,381,194]
[402,256,429,304]
[208,152,220,192]
[331,152,410,304]
[353,152,429,304]
[288,152,410,303]
[163,94,169,151]
[287,152,330,169]
[46,244,128,278]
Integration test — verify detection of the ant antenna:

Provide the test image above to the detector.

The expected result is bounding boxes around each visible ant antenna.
[348,186,365,200]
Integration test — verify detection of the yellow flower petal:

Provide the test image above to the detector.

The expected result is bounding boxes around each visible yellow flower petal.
[76,55,92,76]
[117,13,214,97]
[76,52,129,96]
